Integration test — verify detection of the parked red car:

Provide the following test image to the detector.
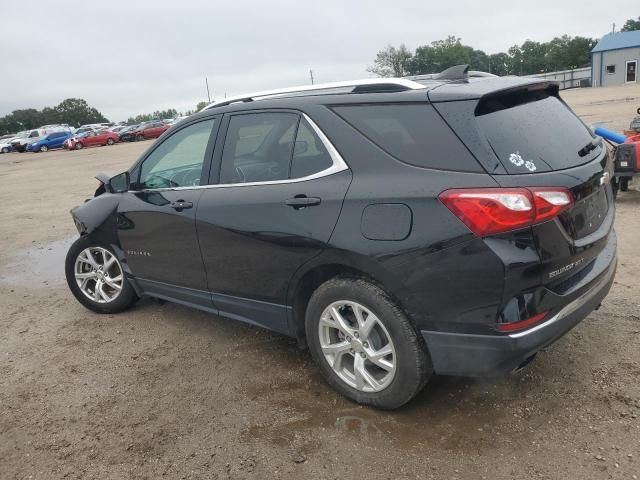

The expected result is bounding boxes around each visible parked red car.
[131,121,170,141]
[66,130,120,150]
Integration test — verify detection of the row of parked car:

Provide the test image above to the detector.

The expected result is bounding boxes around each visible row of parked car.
[0,117,187,154]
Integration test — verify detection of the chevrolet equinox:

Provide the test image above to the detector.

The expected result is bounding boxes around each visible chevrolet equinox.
[65,65,617,409]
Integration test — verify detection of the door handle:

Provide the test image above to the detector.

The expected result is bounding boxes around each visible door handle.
[285,195,321,209]
[170,200,193,211]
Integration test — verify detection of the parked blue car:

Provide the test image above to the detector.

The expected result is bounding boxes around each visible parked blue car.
[27,131,73,152]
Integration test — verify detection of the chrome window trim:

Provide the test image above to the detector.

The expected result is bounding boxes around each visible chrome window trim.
[135,113,349,193]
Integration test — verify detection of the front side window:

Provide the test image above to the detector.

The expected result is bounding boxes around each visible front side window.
[219,113,299,184]
[139,119,215,189]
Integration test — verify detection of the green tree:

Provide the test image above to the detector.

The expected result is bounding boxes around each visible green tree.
[405,37,491,75]
[470,49,490,72]
[53,98,108,126]
[367,44,413,77]
[565,36,597,69]
[545,35,595,71]
[196,101,208,111]
[489,52,510,76]
[621,16,640,32]
[506,45,523,75]
[519,40,547,74]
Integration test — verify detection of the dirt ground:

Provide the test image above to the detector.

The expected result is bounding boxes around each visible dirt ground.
[1,85,640,480]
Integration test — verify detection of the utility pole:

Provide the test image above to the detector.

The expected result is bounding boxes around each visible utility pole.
[205,77,211,103]
[310,69,314,85]
[612,23,616,33]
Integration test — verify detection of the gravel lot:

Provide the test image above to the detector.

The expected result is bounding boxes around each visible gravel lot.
[1,85,640,479]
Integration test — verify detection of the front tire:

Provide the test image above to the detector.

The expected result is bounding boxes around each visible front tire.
[40,145,48,152]
[136,134,144,141]
[106,138,114,145]
[306,277,431,409]
[75,142,84,150]
[1,147,9,153]
[65,236,138,314]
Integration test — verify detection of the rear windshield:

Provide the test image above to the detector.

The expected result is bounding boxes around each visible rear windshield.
[332,103,482,172]
[476,91,598,174]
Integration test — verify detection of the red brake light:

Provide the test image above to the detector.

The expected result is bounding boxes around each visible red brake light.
[497,311,548,333]
[439,187,573,236]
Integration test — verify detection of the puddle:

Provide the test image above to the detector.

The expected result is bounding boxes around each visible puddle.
[241,359,539,454]
[0,236,75,287]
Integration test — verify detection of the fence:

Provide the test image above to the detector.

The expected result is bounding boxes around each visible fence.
[525,67,591,90]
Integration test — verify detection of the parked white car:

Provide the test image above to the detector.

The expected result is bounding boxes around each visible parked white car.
[1,136,16,153]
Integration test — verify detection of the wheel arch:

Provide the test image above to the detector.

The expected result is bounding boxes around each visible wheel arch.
[287,254,412,345]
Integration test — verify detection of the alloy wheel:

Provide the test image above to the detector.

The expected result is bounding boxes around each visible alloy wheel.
[40,145,48,152]
[74,247,123,303]
[318,300,396,392]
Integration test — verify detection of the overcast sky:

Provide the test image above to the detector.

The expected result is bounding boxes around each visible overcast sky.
[0,0,637,122]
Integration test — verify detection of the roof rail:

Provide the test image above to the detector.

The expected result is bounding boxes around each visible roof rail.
[202,78,426,110]
[405,65,497,82]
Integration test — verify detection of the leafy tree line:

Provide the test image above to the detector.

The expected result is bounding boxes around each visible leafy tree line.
[0,99,212,134]
[0,98,108,135]
[368,15,640,78]
[124,101,209,125]
[369,35,598,77]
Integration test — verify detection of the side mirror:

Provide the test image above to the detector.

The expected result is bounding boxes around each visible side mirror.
[294,140,308,155]
[108,171,130,193]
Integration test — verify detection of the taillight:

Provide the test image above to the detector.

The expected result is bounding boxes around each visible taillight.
[439,187,573,236]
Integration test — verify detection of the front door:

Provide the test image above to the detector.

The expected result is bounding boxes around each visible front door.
[118,117,219,304]
[196,112,351,333]
[85,132,99,147]
[627,60,637,83]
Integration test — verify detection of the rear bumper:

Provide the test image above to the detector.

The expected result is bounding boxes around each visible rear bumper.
[422,233,617,376]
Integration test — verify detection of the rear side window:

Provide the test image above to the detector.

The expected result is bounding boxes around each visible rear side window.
[219,113,337,184]
[476,91,597,173]
[219,113,298,184]
[332,104,481,171]
[290,118,332,178]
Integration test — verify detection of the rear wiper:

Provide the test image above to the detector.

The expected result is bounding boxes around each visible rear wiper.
[578,137,602,157]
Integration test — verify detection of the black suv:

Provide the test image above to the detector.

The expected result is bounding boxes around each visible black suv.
[65,66,617,409]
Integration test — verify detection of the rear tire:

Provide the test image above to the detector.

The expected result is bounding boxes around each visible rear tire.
[65,236,138,314]
[306,277,431,409]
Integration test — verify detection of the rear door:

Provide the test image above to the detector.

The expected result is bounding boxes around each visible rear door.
[85,132,98,146]
[117,117,219,304]
[196,110,351,333]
